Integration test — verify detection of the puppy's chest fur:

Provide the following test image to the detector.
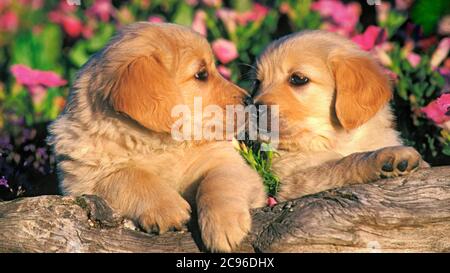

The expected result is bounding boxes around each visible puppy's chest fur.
[272,106,402,179]
[50,113,239,200]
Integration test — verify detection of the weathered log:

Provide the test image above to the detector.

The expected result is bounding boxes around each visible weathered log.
[0,166,449,253]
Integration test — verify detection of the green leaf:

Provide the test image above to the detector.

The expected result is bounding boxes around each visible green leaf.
[34,24,62,71]
[86,23,115,52]
[172,2,193,26]
[69,42,90,68]
[411,0,450,35]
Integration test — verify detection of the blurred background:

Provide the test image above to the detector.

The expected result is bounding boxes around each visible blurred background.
[0,0,449,200]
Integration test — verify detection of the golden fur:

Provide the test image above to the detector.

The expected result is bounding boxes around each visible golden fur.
[48,22,266,252]
[254,30,426,200]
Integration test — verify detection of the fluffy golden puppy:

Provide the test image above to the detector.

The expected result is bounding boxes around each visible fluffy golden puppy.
[48,22,265,252]
[254,30,427,201]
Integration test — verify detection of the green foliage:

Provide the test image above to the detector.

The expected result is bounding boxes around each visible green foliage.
[237,142,280,196]
[388,45,448,164]
[411,0,450,35]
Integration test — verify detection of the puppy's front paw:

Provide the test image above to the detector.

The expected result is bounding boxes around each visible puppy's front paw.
[198,204,251,252]
[374,146,423,178]
[138,193,191,234]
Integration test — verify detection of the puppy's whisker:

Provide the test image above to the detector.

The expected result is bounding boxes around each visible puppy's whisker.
[237,63,257,71]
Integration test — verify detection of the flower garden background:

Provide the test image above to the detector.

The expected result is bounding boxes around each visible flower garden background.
[0,0,449,200]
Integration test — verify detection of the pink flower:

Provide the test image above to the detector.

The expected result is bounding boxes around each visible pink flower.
[217,65,231,79]
[192,10,207,36]
[438,94,450,113]
[82,24,94,39]
[0,0,11,13]
[18,0,43,10]
[212,39,238,64]
[407,52,421,68]
[49,2,84,38]
[267,197,277,207]
[383,68,398,82]
[352,26,387,51]
[0,11,18,32]
[431,38,450,69]
[56,0,77,13]
[148,16,165,23]
[236,3,269,25]
[312,0,360,37]
[61,16,83,38]
[395,0,413,10]
[217,3,269,30]
[217,8,237,33]
[422,94,450,124]
[376,1,390,24]
[86,0,115,22]
[11,64,67,87]
[10,64,67,104]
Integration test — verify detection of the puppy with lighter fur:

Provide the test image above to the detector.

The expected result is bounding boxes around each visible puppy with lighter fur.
[254,30,427,200]
[48,22,266,252]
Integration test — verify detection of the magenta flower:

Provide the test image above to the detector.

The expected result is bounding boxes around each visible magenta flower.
[61,16,83,38]
[11,65,67,87]
[0,176,9,188]
[0,11,18,32]
[267,196,277,207]
[422,94,450,124]
[86,0,115,22]
[312,0,360,37]
[192,10,207,36]
[10,64,67,105]
[237,3,269,25]
[352,25,387,51]
[49,2,84,38]
[148,16,165,23]
[212,39,238,64]
[217,65,231,79]
[407,52,421,68]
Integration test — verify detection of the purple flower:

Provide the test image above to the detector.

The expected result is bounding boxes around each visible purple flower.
[0,176,9,188]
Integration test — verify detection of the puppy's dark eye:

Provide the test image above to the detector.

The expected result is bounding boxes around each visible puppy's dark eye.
[289,74,309,86]
[195,69,208,81]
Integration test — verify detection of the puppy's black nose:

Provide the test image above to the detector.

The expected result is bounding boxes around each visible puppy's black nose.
[244,96,254,106]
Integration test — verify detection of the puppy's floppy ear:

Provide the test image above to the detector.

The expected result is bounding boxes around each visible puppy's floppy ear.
[110,55,179,133]
[330,52,392,130]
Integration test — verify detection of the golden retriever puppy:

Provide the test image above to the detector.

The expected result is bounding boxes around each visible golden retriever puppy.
[253,30,427,201]
[48,22,265,252]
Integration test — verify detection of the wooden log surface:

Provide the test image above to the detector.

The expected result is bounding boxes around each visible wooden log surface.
[0,166,449,253]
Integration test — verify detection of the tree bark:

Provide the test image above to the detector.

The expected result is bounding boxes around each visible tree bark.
[0,166,449,253]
